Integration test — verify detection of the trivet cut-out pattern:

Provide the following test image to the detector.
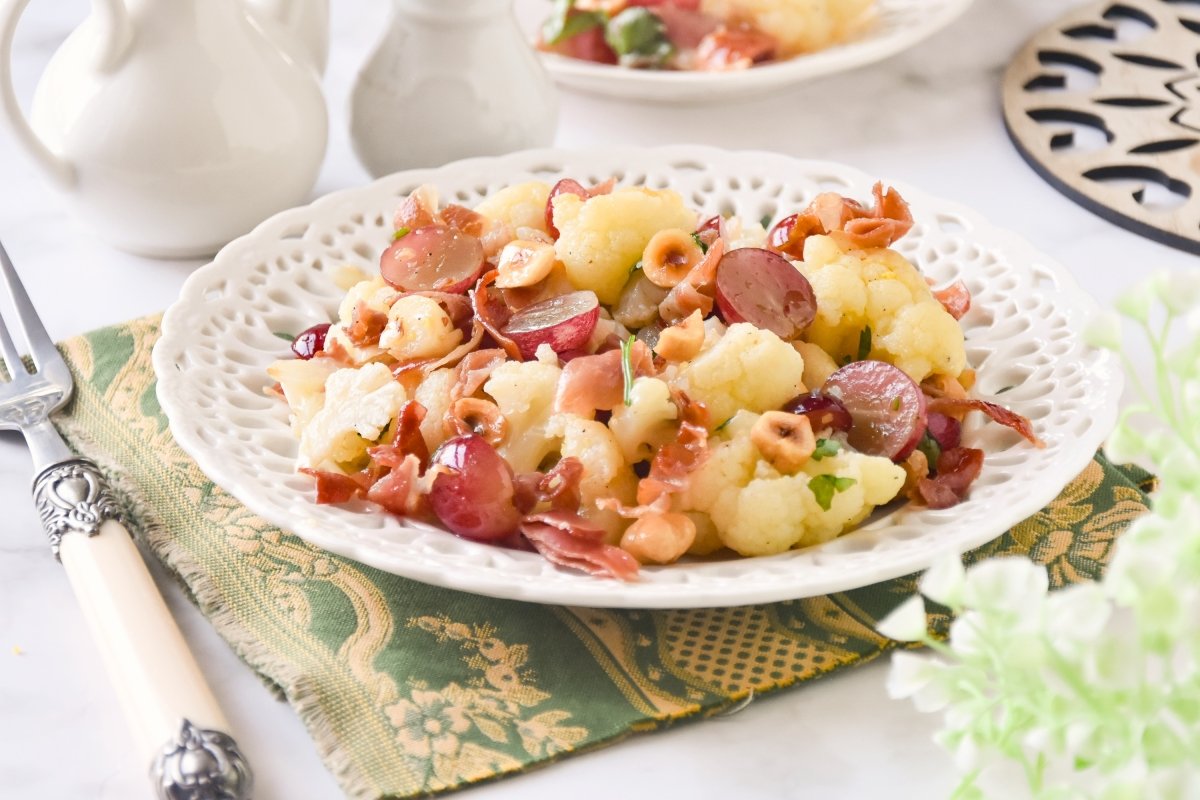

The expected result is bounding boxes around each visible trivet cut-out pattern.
[153,146,1121,609]
[1004,0,1200,253]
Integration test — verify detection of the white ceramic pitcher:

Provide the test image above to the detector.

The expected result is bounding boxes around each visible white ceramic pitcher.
[0,0,330,258]
[349,0,559,177]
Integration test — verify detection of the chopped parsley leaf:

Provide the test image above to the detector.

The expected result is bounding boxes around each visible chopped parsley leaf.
[916,432,941,469]
[760,214,773,229]
[857,326,872,361]
[812,438,841,461]
[273,331,295,342]
[621,334,636,407]
[715,416,734,432]
[809,474,857,511]
[691,232,708,254]
[392,226,411,241]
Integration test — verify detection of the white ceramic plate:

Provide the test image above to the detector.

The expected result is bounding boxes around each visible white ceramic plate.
[154,146,1121,609]
[514,0,975,104]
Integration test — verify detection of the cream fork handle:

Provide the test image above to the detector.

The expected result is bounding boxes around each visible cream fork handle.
[36,461,252,798]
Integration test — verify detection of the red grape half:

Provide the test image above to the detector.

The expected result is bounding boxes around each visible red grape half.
[714,247,816,340]
[823,360,927,461]
[428,435,522,542]
[380,225,485,294]
[502,290,600,360]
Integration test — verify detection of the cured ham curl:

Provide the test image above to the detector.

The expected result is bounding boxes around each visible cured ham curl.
[300,468,370,504]
[769,182,914,259]
[347,302,388,347]
[660,238,724,324]
[931,279,971,321]
[521,511,639,580]
[927,396,1043,447]
[916,447,985,509]
[553,341,656,417]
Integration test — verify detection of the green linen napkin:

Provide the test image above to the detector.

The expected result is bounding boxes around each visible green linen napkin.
[54,315,1154,800]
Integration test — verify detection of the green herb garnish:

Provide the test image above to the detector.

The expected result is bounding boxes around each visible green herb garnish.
[996,384,1015,394]
[620,334,636,407]
[916,431,941,468]
[273,331,296,342]
[808,474,857,511]
[392,226,411,241]
[714,416,734,433]
[691,232,708,254]
[760,214,773,229]
[629,259,643,275]
[605,7,673,67]
[812,438,841,461]
[857,326,873,361]
[542,0,605,45]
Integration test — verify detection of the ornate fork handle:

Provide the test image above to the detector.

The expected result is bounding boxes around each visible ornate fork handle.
[32,458,122,558]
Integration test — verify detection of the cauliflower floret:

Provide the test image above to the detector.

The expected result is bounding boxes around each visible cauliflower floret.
[413,367,456,453]
[267,357,338,433]
[675,322,806,427]
[607,377,678,463]
[552,414,637,542]
[299,362,406,471]
[475,181,552,234]
[483,360,562,473]
[700,0,874,57]
[724,216,768,250]
[323,276,398,365]
[799,234,966,382]
[553,187,697,305]
[678,411,904,556]
[378,294,463,362]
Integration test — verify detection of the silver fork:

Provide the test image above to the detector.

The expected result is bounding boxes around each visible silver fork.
[0,240,253,800]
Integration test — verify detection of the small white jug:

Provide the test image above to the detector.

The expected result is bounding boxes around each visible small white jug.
[0,0,330,258]
[349,0,559,177]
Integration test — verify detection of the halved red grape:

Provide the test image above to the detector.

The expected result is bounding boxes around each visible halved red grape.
[926,411,962,450]
[781,391,852,433]
[428,435,521,541]
[823,360,927,461]
[696,215,723,235]
[545,178,589,239]
[502,290,600,360]
[291,323,330,359]
[379,225,484,294]
[714,247,816,340]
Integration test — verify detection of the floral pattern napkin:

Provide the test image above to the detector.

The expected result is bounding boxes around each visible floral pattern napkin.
[55,315,1153,799]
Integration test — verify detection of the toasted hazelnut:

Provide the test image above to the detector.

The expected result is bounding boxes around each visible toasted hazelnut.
[620,512,697,565]
[495,240,556,288]
[445,398,508,445]
[654,309,705,362]
[751,411,816,474]
[641,228,704,288]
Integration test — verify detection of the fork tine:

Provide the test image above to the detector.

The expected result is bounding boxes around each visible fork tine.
[0,288,26,381]
[0,239,66,382]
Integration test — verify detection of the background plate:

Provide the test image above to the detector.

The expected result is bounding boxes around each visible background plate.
[514,0,975,104]
[154,146,1121,608]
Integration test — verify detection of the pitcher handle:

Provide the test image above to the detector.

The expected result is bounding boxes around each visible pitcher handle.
[0,0,133,188]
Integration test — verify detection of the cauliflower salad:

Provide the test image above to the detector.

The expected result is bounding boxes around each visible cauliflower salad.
[267,178,1041,580]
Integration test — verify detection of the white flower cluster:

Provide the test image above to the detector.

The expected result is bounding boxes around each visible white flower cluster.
[879,270,1200,800]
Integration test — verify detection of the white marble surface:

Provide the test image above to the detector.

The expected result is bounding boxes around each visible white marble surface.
[0,1,1191,798]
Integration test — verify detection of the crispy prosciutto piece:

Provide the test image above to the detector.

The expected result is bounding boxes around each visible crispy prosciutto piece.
[927,396,1043,447]
[513,457,586,514]
[440,204,487,237]
[370,400,430,469]
[768,183,914,258]
[659,238,724,323]
[553,340,656,416]
[450,348,508,402]
[394,186,439,231]
[472,269,524,360]
[366,454,427,517]
[346,301,388,347]
[696,25,777,71]
[600,390,711,517]
[300,468,370,504]
[931,279,971,321]
[916,446,985,509]
[521,511,640,580]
